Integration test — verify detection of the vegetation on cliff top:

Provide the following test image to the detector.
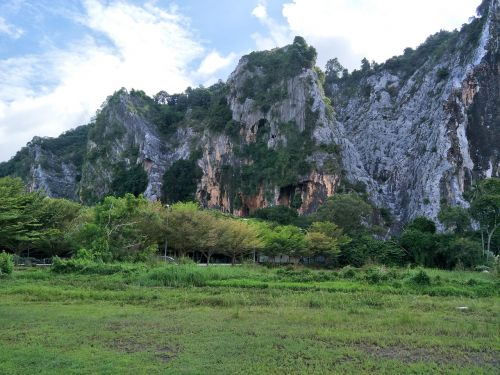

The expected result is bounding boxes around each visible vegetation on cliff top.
[325,2,489,97]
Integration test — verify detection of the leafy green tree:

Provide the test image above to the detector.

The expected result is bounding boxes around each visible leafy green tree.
[35,198,81,257]
[219,219,263,265]
[399,229,436,267]
[251,205,298,225]
[434,235,483,269]
[311,193,373,234]
[110,163,148,197]
[325,58,345,82]
[0,177,45,253]
[438,206,470,234]
[340,236,404,267]
[164,202,203,258]
[305,222,350,264]
[361,58,371,72]
[407,216,436,234]
[261,225,307,260]
[162,159,202,204]
[469,178,500,254]
[70,194,164,261]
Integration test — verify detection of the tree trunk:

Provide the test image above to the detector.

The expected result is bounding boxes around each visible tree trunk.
[481,231,485,255]
[486,222,500,255]
[206,253,211,265]
[487,230,493,254]
[231,254,236,265]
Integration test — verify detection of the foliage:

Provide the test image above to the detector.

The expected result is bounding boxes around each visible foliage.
[0,251,14,275]
[305,222,350,263]
[311,193,373,234]
[34,198,82,257]
[438,206,471,234]
[250,205,298,225]
[70,194,165,261]
[324,57,345,84]
[165,203,262,264]
[150,81,234,135]
[469,178,500,254]
[220,120,318,209]
[110,163,148,198]
[436,236,484,270]
[0,125,89,180]
[411,269,431,285]
[436,67,450,81]
[406,216,436,234]
[400,229,437,267]
[261,224,307,258]
[0,177,45,252]
[161,159,202,204]
[51,257,131,275]
[400,215,485,269]
[218,219,263,264]
[339,235,405,267]
[241,36,317,110]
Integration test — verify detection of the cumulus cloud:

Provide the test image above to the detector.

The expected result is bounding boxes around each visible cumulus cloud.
[0,0,232,161]
[196,51,237,77]
[249,0,479,70]
[0,16,24,39]
[282,0,479,69]
[251,0,292,50]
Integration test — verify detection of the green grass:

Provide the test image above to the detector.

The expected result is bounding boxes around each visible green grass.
[0,265,498,374]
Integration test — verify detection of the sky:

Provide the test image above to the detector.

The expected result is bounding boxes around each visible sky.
[0,0,481,162]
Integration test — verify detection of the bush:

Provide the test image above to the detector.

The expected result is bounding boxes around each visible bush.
[0,251,14,275]
[436,67,449,81]
[51,257,127,275]
[339,236,405,267]
[363,267,389,284]
[162,159,202,204]
[251,206,298,225]
[140,266,208,287]
[340,266,357,279]
[410,270,431,286]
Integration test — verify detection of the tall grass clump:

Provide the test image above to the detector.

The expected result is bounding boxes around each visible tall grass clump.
[410,269,432,285]
[0,251,14,275]
[51,257,139,275]
[138,264,270,287]
[141,266,208,287]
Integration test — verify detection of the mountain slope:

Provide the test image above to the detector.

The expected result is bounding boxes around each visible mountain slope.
[329,0,498,223]
[0,0,498,225]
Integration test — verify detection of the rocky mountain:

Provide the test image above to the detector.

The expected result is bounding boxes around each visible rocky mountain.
[329,0,499,224]
[1,0,498,226]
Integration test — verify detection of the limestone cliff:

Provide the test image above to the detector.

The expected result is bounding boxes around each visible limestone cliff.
[0,1,497,225]
[329,0,499,224]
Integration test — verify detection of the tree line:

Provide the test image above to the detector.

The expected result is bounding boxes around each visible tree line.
[0,176,498,269]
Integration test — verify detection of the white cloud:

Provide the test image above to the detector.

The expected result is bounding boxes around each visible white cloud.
[0,0,233,162]
[248,0,479,70]
[0,16,24,38]
[252,3,267,20]
[251,1,292,50]
[282,0,479,69]
[197,51,237,76]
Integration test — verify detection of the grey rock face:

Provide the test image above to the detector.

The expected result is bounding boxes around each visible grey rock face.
[195,57,341,214]
[28,144,80,200]
[79,91,191,202]
[2,1,497,225]
[331,1,499,224]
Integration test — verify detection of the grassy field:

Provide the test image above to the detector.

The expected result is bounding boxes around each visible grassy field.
[0,264,499,374]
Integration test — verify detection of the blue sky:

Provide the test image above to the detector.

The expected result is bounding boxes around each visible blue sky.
[0,0,480,161]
